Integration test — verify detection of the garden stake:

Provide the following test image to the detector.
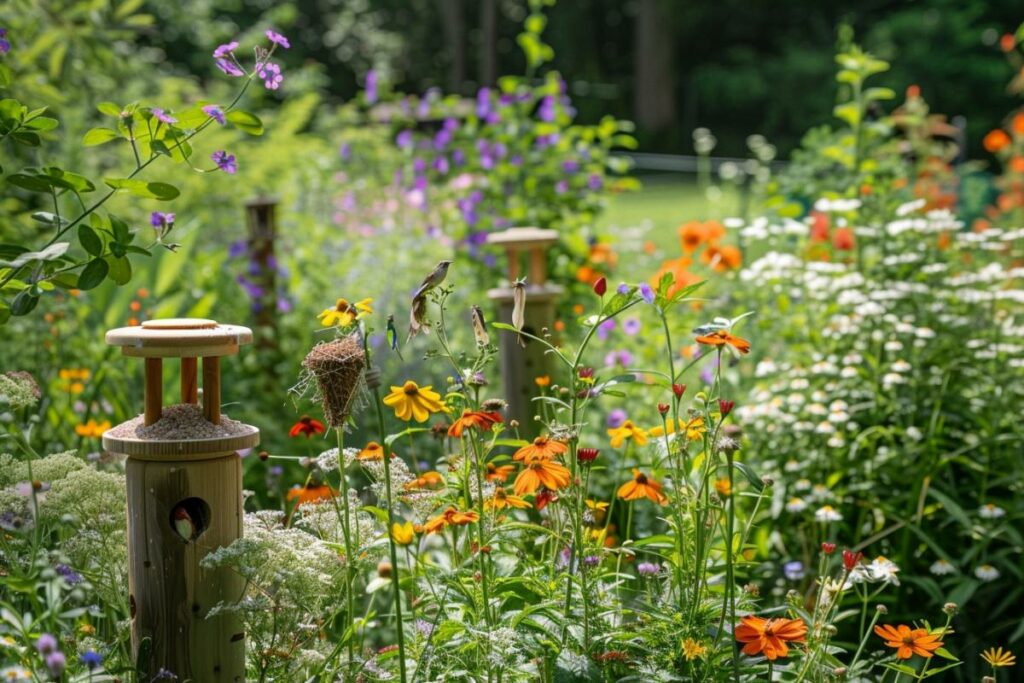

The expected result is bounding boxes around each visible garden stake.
[102,318,259,682]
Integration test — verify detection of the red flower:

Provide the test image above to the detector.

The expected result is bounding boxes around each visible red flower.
[289,415,325,438]
[718,399,735,417]
[577,448,600,464]
[534,489,558,510]
[821,542,836,555]
[593,277,607,296]
[843,549,863,572]
[672,383,686,399]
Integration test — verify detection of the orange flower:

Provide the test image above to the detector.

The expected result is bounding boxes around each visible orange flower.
[484,486,531,510]
[695,329,751,354]
[984,129,1011,153]
[486,462,515,482]
[1010,156,1024,174]
[735,616,807,661]
[405,471,444,490]
[832,227,855,251]
[702,220,726,243]
[286,483,338,506]
[651,257,700,297]
[513,458,571,496]
[423,506,480,533]
[617,469,667,505]
[447,409,503,437]
[357,441,385,461]
[679,222,706,253]
[513,435,568,462]
[701,244,742,271]
[534,375,551,387]
[1013,113,1024,136]
[289,416,325,438]
[874,624,944,660]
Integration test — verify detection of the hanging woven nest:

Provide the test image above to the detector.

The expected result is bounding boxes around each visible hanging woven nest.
[300,335,367,428]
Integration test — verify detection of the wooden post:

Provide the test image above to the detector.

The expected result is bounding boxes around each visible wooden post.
[202,356,221,425]
[102,318,258,681]
[487,228,563,438]
[144,358,162,426]
[181,358,198,404]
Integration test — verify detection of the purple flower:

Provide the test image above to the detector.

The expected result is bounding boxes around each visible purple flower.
[623,317,641,336]
[433,156,449,175]
[637,561,660,577]
[583,555,601,568]
[476,87,492,119]
[396,129,414,150]
[538,95,556,122]
[415,619,435,639]
[443,117,459,132]
[151,108,177,125]
[365,69,378,104]
[596,318,616,341]
[783,561,805,581]
[215,59,243,77]
[202,104,225,125]
[555,180,569,195]
[607,409,627,428]
[562,159,580,173]
[228,240,246,258]
[212,41,238,59]
[80,650,103,670]
[36,633,58,654]
[604,349,633,368]
[0,28,10,55]
[150,212,175,228]
[700,364,715,385]
[265,30,290,49]
[257,62,283,90]
[46,651,66,678]
[556,546,571,569]
[339,142,352,161]
[211,150,237,174]
[433,128,452,150]
[55,563,83,585]
[452,148,466,166]
[587,173,603,191]
[617,283,630,295]
[639,282,655,304]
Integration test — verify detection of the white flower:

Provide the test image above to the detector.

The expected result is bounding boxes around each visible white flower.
[978,503,1006,519]
[815,420,836,435]
[905,426,923,442]
[975,564,1001,582]
[883,340,904,352]
[0,668,32,683]
[929,559,956,576]
[840,366,859,379]
[814,505,842,523]
[786,497,808,513]
[794,479,811,491]
[882,373,907,388]
[890,360,912,373]
[827,436,846,448]
[865,556,900,585]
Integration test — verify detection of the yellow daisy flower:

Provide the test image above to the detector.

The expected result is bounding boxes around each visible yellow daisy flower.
[317,297,373,327]
[382,380,445,422]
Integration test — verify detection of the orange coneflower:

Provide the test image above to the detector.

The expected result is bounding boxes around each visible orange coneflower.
[701,244,742,272]
[694,329,751,355]
[484,486,531,511]
[289,415,325,438]
[485,462,515,483]
[735,616,807,661]
[405,471,444,490]
[447,409,503,437]
[286,483,338,506]
[984,129,1011,154]
[874,624,944,660]
[423,506,480,534]
[679,221,707,253]
[513,458,571,496]
[617,469,668,505]
[512,435,568,461]
[357,441,385,461]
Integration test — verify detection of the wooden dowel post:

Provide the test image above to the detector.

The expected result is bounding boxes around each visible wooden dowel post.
[181,357,198,404]
[144,358,162,426]
[528,247,546,284]
[202,356,221,424]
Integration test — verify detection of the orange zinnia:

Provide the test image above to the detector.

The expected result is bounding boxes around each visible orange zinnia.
[447,409,504,437]
[695,329,751,354]
[617,469,668,505]
[423,506,480,534]
[679,221,706,253]
[513,458,571,496]
[357,441,385,461]
[735,616,807,661]
[512,435,568,461]
[874,624,944,660]
[484,486,531,510]
[984,129,1011,153]
[485,462,515,483]
[286,483,338,506]
[701,244,742,272]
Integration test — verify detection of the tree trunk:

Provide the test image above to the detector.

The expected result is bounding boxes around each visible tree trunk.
[633,0,677,131]
[441,0,466,93]
[479,0,498,86]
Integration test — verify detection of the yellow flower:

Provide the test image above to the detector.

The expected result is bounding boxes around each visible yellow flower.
[75,419,111,438]
[682,637,707,661]
[317,297,373,327]
[484,486,532,511]
[648,416,705,441]
[981,646,1016,668]
[382,380,445,422]
[714,478,732,496]
[607,420,648,448]
[391,521,416,546]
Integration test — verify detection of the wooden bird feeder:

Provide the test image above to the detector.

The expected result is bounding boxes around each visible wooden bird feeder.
[102,318,259,681]
[487,228,564,436]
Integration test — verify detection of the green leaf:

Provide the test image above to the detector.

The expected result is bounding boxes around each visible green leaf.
[0,301,10,325]
[24,116,58,131]
[226,110,264,135]
[733,461,765,492]
[11,289,39,316]
[833,102,860,128]
[77,258,109,290]
[83,127,121,146]
[45,167,95,193]
[384,427,429,447]
[6,173,52,193]
[109,214,131,244]
[78,225,104,257]
[10,131,41,146]
[105,255,132,285]
[97,102,123,117]
[103,178,179,200]
[0,242,70,268]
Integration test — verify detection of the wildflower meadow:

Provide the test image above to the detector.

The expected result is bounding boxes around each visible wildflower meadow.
[1,2,1023,682]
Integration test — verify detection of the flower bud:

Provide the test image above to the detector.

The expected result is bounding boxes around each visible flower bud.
[593,277,607,296]
[259,450,269,461]
[821,542,836,555]
[577,448,599,464]
[875,604,888,615]
[657,403,670,416]
[942,602,958,615]
[718,399,735,417]
[842,549,863,572]
[672,383,686,398]
[377,562,392,578]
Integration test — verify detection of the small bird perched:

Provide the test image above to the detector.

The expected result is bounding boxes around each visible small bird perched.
[386,314,404,360]
[470,305,490,347]
[512,278,527,347]
[409,260,453,340]
[172,505,197,543]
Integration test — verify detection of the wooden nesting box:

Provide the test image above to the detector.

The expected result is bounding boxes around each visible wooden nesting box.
[486,228,564,437]
[102,318,259,681]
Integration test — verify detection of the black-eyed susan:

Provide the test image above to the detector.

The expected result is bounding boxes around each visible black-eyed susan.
[382,380,445,422]
[607,420,648,448]
[485,462,515,483]
[512,435,568,462]
[617,469,667,505]
[484,486,531,511]
[289,415,325,438]
[286,483,338,506]
[318,297,373,327]
[447,409,503,437]
[405,471,444,490]
[422,507,480,534]
[357,441,385,461]
[513,458,571,496]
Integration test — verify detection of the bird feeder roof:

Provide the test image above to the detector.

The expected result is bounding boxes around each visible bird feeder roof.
[486,227,559,249]
[105,318,253,358]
